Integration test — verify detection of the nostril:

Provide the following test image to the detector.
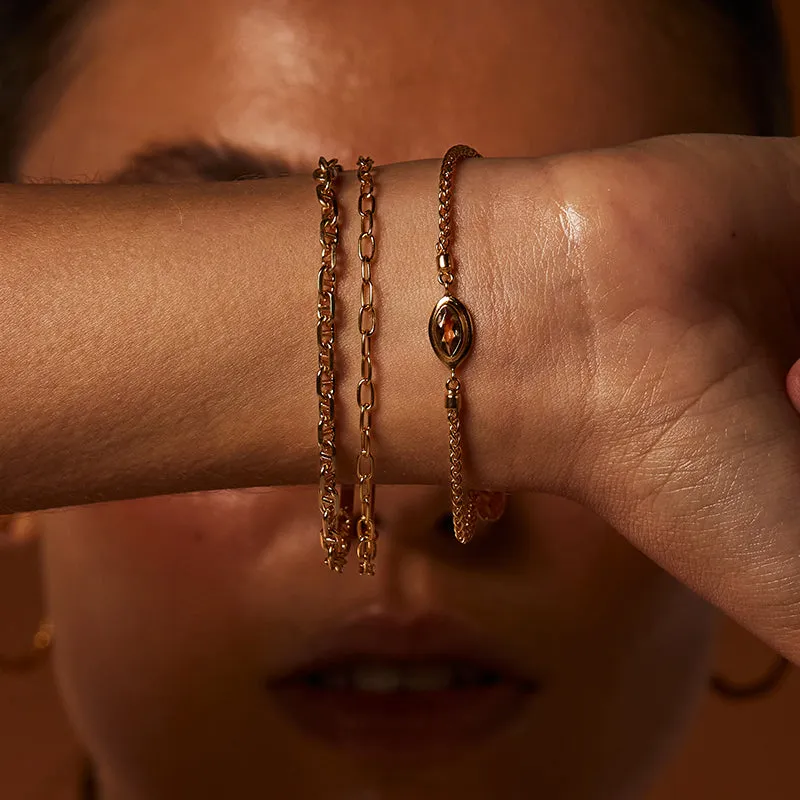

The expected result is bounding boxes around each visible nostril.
[435,512,455,538]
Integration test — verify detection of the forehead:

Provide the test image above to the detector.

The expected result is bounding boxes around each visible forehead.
[20,0,752,180]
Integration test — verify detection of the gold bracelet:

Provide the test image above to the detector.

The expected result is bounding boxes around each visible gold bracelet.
[314,157,353,572]
[355,156,379,575]
[429,145,508,543]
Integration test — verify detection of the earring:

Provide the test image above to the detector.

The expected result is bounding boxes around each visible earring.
[0,619,54,674]
[0,512,52,674]
[0,512,37,544]
[711,655,791,700]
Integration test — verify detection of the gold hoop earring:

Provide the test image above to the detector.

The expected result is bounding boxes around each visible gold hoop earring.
[711,655,791,700]
[0,619,54,674]
[0,512,37,545]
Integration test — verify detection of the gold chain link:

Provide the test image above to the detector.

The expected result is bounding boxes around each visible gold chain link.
[314,157,353,572]
[445,379,479,543]
[436,144,481,290]
[355,156,379,575]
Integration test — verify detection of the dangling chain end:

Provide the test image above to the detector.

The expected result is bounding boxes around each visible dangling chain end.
[359,560,376,577]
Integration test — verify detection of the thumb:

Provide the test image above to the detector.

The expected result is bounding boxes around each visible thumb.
[787,360,800,411]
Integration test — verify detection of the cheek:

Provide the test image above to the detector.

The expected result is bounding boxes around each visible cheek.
[41,488,327,648]
[38,491,323,751]
[43,496,255,648]
[515,494,714,666]
[506,495,714,790]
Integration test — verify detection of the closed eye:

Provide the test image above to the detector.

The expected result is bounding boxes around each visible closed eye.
[110,140,293,184]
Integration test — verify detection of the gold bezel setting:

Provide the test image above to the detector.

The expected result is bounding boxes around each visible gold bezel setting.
[428,295,473,369]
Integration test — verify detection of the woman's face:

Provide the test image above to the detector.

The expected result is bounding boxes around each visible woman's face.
[20,0,755,797]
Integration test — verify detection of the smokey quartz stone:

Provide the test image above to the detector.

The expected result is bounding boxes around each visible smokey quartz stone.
[428,295,474,368]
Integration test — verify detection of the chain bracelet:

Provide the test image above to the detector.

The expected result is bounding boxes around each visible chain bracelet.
[429,145,508,544]
[314,157,353,572]
[355,156,379,575]
[435,144,481,290]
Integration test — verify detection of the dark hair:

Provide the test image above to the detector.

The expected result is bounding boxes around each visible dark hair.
[0,0,794,181]
[0,0,88,181]
[701,0,793,135]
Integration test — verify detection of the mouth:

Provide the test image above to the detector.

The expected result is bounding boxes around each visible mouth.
[297,660,518,692]
[266,616,540,758]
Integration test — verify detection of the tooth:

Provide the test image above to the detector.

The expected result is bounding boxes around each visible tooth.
[351,666,403,693]
[402,666,454,692]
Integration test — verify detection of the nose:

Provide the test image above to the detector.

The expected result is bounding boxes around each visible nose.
[355,485,521,575]
[341,485,456,615]
[331,486,526,628]
[368,485,454,541]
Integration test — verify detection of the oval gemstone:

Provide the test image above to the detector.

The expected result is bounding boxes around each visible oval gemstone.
[437,305,462,357]
[428,296,473,368]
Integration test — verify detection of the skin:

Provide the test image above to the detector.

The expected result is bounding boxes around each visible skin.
[10,0,774,797]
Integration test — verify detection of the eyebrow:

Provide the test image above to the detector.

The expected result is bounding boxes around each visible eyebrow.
[109,141,294,184]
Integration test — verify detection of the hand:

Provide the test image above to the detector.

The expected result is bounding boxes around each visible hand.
[536,134,800,663]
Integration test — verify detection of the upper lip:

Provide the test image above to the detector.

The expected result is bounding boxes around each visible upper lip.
[267,612,539,687]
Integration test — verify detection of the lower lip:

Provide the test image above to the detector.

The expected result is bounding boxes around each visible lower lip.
[269,680,537,757]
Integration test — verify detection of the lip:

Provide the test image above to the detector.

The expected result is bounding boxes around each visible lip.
[266,614,540,758]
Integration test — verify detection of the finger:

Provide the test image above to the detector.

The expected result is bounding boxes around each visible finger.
[786,358,800,413]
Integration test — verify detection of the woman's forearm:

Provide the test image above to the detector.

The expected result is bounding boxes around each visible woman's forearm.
[0,160,581,513]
